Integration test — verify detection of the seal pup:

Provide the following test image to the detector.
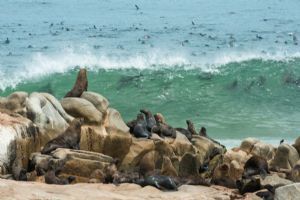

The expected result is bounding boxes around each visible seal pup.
[41,118,83,154]
[136,175,178,191]
[243,155,270,178]
[140,109,156,132]
[64,68,88,97]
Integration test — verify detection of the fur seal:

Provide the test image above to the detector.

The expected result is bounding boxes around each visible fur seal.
[151,114,176,138]
[64,68,88,97]
[140,109,156,132]
[41,118,83,154]
[45,160,75,185]
[243,155,270,178]
[127,113,144,133]
[132,114,150,138]
[236,177,261,194]
[136,175,178,191]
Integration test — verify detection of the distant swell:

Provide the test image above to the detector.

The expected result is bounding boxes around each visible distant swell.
[1,47,300,91]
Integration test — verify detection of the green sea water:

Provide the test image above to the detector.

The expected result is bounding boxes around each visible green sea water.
[2,58,300,147]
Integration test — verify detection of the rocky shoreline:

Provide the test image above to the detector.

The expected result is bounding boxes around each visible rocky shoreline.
[0,69,300,200]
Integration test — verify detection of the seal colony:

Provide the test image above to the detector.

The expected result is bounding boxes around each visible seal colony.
[1,68,300,200]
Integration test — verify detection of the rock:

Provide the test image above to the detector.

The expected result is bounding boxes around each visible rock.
[240,138,260,153]
[61,97,103,125]
[81,91,109,113]
[293,136,300,155]
[138,151,156,176]
[105,108,129,133]
[161,156,178,177]
[290,160,300,182]
[0,178,242,200]
[229,160,244,180]
[179,153,199,177]
[80,125,108,153]
[103,128,132,163]
[26,92,69,138]
[0,92,28,116]
[224,149,251,166]
[251,142,275,161]
[64,68,88,98]
[270,144,300,170]
[120,139,154,171]
[259,174,293,188]
[274,183,300,200]
[0,112,40,175]
[40,93,74,123]
[171,132,195,157]
[50,148,114,179]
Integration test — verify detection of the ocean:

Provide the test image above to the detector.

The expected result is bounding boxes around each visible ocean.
[1,0,300,148]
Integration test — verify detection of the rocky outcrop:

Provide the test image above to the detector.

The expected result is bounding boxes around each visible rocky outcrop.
[270,144,299,170]
[0,112,40,175]
[274,183,300,200]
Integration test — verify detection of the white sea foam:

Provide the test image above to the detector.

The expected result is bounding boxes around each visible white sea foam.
[1,47,300,91]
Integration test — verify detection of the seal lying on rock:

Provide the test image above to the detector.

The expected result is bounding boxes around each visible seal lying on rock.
[64,68,88,97]
[243,155,270,178]
[126,113,144,133]
[176,120,198,140]
[152,114,176,138]
[135,175,178,191]
[41,118,83,154]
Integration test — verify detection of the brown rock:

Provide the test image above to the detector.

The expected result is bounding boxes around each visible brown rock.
[270,144,300,170]
[61,97,103,124]
[81,91,109,113]
[105,108,129,133]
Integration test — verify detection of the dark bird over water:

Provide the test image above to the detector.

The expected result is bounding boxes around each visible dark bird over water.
[4,38,10,44]
[256,34,263,40]
[192,21,195,26]
[135,4,139,10]
[280,139,284,145]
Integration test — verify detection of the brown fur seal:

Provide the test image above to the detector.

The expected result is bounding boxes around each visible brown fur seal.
[140,109,156,132]
[186,120,198,135]
[152,113,176,138]
[41,118,83,154]
[64,68,88,97]
[243,155,270,178]
[126,113,145,134]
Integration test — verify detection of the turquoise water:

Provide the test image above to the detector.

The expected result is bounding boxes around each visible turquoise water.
[1,0,300,147]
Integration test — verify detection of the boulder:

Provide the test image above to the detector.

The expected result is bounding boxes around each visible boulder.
[105,108,129,133]
[224,149,251,166]
[81,91,109,113]
[293,136,300,155]
[40,93,74,123]
[179,153,199,177]
[61,97,103,125]
[240,138,260,153]
[80,125,108,153]
[0,92,28,116]
[274,183,300,200]
[270,144,300,170]
[50,148,114,179]
[26,92,69,138]
[171,132,195,157]
[161,156,178,177]
[290,160,300,182]
[258,174,293,188]
[251,142,275,161]
[120,139,154,170]
[0,112,40,175]
[103,128,132,162]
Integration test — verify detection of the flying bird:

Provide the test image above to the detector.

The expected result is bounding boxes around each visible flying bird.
[135,4,139,10]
